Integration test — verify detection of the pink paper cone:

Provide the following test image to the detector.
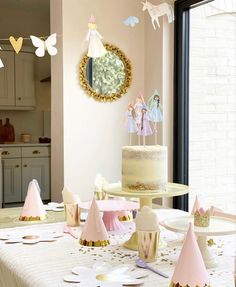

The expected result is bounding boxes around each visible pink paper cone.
[170,223,210,287]
[80,198,109,246]
[19,179,46,221]
[88,14,96,24]
[191,195,200,214]
[210,206,236,220]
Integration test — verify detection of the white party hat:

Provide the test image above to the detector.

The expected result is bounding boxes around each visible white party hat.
[19,179,46,221]
[169,223,210,287]
[80,198,109,247]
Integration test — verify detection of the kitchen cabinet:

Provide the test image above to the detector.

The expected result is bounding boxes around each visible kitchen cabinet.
[2,158,21,203]
[0,50,35,110]
[21,147,50,200]
[0,51,15,106]
[1,145,50,204]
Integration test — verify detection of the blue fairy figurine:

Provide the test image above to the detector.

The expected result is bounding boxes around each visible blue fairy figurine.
[147,90,163,123]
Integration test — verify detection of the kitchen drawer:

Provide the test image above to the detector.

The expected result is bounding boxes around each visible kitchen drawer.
[21,146,50,158]
[1,147,21,158]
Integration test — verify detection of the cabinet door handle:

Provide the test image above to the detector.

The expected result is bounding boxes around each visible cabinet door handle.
[2,151,10,155]
[15,165,20,168]
[23,164,27,167]
[33,150,40,154]
[18,97,21,100]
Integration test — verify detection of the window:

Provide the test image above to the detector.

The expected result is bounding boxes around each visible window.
[173,0,236,212]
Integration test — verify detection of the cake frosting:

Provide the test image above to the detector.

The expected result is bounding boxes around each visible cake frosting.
[122,145,168,192]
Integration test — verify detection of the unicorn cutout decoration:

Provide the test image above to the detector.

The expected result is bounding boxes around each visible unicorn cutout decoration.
[142,1,174,30]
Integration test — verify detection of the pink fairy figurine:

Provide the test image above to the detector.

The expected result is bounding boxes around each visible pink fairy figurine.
[86,15,107,58]
[127,104,137,134]
[134,93,145,129]
[137,107,153,137]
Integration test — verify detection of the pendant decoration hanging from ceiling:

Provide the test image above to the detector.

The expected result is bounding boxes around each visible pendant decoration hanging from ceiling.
[0,33,58,68]
[142,0,174,29]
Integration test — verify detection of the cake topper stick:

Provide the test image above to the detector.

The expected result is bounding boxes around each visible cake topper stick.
[126,103,137,145]
[134,92,146,146]
[147,90,163,144]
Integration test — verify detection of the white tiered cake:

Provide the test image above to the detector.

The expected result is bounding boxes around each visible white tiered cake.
[122,145,168,192]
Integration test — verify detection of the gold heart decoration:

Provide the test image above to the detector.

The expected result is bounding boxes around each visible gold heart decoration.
[9,36,23,54]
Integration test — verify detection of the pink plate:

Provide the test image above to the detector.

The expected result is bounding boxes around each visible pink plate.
[79,200,139,212]
[79,200,139,232]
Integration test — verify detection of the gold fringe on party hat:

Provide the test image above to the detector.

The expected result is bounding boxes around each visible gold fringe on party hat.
[79,198,110,247]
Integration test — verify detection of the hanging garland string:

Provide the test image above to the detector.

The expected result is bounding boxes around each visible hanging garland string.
[0,33,58,67]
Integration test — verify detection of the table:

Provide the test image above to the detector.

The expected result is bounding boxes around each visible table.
[104,182,189,250]
[0,207,65,229]
[0,210,234,287]
[163,215,236,268]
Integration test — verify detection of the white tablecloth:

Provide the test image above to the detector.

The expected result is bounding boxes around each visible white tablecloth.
[0,210,235,287]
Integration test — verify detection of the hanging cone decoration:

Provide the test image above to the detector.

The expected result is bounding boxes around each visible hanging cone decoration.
[19,179,47,221]
[169,223,211,287]
[79,198,110,247]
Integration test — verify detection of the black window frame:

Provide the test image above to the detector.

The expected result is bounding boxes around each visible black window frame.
[173,0,213,211]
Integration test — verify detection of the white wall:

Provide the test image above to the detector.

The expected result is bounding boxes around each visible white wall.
[50,0,64,201]
[144,1,174,207]
[61,0,145,201]
[50,0,174,202]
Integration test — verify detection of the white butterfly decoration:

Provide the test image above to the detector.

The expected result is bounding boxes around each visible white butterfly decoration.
[0,59,3,68]
[30,33,58,57]
[0,46,4,68]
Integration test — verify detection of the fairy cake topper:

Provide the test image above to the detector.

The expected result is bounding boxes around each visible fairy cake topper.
[86,15,107,58]
[137,106,153,146]
[124,92,155,146]
[126,103,137,145]
[147,89,163,144]
[124,89,163,146]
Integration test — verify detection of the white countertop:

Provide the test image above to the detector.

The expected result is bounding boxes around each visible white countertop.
[0,143,51,147]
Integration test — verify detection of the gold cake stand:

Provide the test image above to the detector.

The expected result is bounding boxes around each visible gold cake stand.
[103,182,189,250]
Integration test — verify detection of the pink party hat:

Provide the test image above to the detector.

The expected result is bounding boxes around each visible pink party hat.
[19,179,47,221]
[88,14,96,24]
[170,223,210,287]
[191,195,200,214]
[80,198,110,247]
